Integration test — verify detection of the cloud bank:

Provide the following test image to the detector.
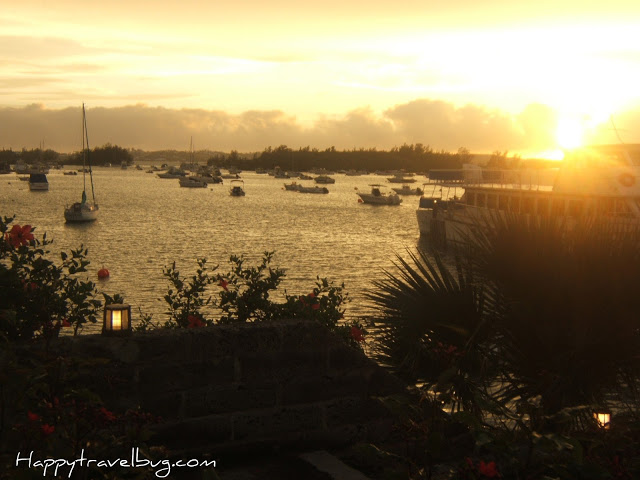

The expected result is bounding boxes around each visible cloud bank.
[0,100,633,155]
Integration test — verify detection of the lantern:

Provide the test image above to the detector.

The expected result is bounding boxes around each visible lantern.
[103,304,132,336]
[594,411,611,429]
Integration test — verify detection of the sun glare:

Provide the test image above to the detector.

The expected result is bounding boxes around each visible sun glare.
[556,118,584,149]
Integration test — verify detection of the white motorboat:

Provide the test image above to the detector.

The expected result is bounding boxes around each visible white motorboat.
[179,176,208,188]
[230,179,245,196]
[64,104,99,223]
[416,144,640,247]
[357,184,402,205]
[28,173,49,191]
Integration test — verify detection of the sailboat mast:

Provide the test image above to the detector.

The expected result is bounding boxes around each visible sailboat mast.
[82,104,87,194]
[83,104,97,204]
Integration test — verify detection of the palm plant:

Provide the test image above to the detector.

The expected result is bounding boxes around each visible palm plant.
[368,248,498,417]
[465,214,640,428]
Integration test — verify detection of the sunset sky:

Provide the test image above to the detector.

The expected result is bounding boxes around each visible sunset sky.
[1,0,639,156]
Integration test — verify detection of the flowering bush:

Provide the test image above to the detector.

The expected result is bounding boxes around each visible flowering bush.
[149,252,366,349]
[0,216,103,341]
[160,258,216,328]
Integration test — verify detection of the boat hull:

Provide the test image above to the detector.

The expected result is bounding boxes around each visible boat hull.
[358,193,401,205]
[64,203,99,223]
[179,178,207,188]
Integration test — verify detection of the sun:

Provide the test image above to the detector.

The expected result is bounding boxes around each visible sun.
[556,117,584,149]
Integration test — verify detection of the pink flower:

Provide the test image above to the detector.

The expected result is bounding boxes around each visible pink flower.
[350,326,365,342]
[6,224,34,248]
[41,424,55,436]
[187,314,205,328]
[27,411,39,422]
[219,279,229,291]
[478,461,500,478]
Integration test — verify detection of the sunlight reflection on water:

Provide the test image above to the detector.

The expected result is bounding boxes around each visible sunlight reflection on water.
[1,168,424,333]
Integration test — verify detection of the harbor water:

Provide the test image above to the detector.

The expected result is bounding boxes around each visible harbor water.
[1,168,424,332]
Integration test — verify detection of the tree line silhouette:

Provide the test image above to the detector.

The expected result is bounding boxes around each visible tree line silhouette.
[1,143,543,173]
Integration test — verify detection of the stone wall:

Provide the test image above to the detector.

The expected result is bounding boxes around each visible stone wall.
[52,320,406,456]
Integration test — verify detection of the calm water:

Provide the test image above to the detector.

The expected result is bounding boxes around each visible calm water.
[1,168,424,332]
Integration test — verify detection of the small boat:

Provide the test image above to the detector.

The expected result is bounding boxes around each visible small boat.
[314,175,335,184]
[64,103,99,223]
[357,184,402,205]
[157,167,187,179]
[230,179,245,196]
[179,176,208,188]
[392,184,423,196]
[191,173,223,184]
[284,182,300,191]
[221,173,241,179]
[63,171,78,176]
[387,174,417,183]
[298,185,329,194]
[29,173,49,191]
[299,173,313,180]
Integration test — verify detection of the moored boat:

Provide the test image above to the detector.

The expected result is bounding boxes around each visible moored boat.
[314,175,335,184]
[230,179,245,196]
[392,184,423,196]
[357,184,402,205]
[157,167,187,179]
[298,185,329,194]
[28,173,49,191]
[179,176,208,188]
[64,104,99,223]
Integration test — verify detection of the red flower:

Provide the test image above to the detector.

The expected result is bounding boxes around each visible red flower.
[308,292,316,298]
[27,411,40,422]
[99,407,116,422]
[6,224,34,248]
[311,303,320,310]
[350,326,365,342]
[41,424,55,435]
[187,314,205,328]
[97,268,110,279]
[219,279,229,291]
[61,318,71,327]
[478,461,500,478]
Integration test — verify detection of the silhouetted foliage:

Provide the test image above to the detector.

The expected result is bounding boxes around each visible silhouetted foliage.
[66,144,133,166]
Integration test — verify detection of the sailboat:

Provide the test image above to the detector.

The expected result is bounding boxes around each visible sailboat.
[64,104,99,223]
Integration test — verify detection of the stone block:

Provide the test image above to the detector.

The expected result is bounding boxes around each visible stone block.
[151,414,233,449]
[281,372,369,405]
[322,396,392,428]
[327,345,372,373]
[183,383,279,416]
[238,349,327,383]
[231,405,324,441]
